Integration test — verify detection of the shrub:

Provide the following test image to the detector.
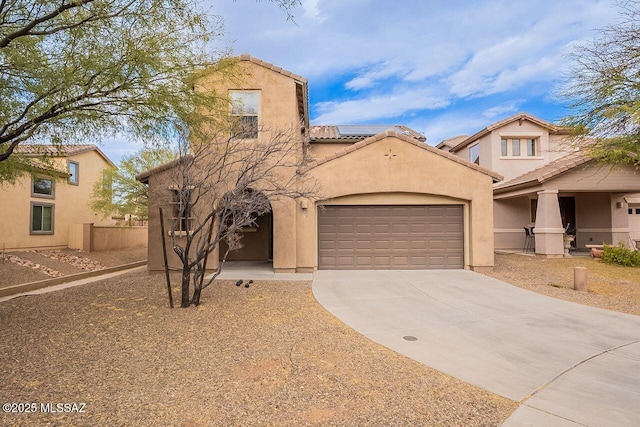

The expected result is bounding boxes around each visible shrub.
[602,243,640,267]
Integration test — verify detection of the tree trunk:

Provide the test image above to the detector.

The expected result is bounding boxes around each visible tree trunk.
[181,268,191,308]
[191,268,202,306]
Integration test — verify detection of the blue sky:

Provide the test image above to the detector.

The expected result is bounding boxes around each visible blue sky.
[104,0,622,162]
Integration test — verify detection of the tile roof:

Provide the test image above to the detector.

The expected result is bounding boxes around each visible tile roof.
[451,113,573,152]
[303,129,502,182]
[493,151,591,193]
[14,144,114,166]
[436,135,468,149]
[310,125,426,142]
[238,54,307,83]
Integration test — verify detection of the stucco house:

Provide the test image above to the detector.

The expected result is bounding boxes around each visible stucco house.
[138,55,501,273]
[439,113,640,256]
[0,144,114,250]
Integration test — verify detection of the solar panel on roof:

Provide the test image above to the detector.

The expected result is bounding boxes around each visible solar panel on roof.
[337,124,400,136]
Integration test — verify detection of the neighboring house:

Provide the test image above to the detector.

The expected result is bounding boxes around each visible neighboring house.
[0,145,115,250]
[138,55,501,273]
[441,113,640,256]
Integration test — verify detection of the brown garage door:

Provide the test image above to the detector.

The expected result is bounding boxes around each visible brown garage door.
[318,205,463,269]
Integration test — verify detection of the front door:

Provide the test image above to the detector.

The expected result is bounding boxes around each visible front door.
[559,197,576,244]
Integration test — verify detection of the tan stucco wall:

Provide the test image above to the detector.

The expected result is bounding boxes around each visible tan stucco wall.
[494,196,533,249]
[0,150,113,250]
[309,143,353,159]
[145,135,496,272]
[199,59,305,138]
[453,120,575,182]
[144,59,495,272]
[91,226,147,251]
[300,136,496,270]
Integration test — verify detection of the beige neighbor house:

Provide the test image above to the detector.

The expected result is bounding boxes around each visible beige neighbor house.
[438,113,640,256]
[138,55,501,273]
[0,145,115,250]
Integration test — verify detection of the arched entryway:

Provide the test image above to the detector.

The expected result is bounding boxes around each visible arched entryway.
[219,192,273,262]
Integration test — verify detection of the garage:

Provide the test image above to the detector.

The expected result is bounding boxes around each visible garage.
[318,205,464,269]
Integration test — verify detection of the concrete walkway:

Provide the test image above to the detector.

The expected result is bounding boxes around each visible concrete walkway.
[206,261,314,281]
[312,269,640,427]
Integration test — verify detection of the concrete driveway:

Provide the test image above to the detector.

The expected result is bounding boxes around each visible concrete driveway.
[312,269,640,427]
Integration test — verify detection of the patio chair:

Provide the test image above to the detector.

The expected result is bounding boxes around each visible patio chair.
[523,227,535,253]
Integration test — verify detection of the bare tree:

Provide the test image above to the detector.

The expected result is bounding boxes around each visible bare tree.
[561,0,640,166]
[153,120,318,308]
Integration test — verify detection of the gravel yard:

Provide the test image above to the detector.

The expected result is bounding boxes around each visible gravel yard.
[0,270,515,427]
[0,248,147,288]
[486,253,640,316]
[1,250,638,426]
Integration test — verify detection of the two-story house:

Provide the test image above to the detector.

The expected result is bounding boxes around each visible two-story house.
[1,144,114,250]
[439,113,640,255]
[138,55,501,273]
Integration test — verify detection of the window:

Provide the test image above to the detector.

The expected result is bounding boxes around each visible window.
[32,177,54,198]
[500,137,539,157]
[630,208,634,215]
[637,208,640,214]
[512,139,521,156]
[526,139,536,157]
[230,91,260,138]
[102,170,112,190]
[469,144,480,165]
[31,203,54,234]
[68,161,79,185]
[169,186,193,235]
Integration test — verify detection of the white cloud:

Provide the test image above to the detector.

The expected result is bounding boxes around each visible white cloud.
[411,112,491,146]
[483,102,522,118]
[201,0,621,133]
[314,86,451,124]
[301,0,325,23]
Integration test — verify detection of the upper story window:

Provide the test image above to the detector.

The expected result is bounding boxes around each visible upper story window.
[512,139,521,156]
[102,170,112,190]
[500,138,539,158]
[230,90,260,139]
[32,176,54,198]
[68,160,79,185]
[526,139,536,156]
[469,144,479,165]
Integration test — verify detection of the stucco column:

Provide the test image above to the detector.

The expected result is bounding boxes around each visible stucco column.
[534,190,564,257]
[82,223,94,252]
[272,198,297,273]
[295,198,315,273]
[611,195,630,246]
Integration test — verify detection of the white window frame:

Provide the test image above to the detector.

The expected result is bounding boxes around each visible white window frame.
[469,143,480,165]
[230,90,260,139]
[526,139,539,157]
[68,160,79,185]
[499,135,542,159]
[512,138,521,156]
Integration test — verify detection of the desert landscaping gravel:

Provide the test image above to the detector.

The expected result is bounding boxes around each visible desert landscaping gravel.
[486,253,640,316]
[2,249,639,426]
[0,270,516,426]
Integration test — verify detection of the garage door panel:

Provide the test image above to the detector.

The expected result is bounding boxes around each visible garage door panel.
[318,205,464,269]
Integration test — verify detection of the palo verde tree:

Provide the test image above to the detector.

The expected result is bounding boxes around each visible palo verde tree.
[0,0,300,181]
[561,0,640,166]
[149,119,318,308]
[90,146,178,224]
